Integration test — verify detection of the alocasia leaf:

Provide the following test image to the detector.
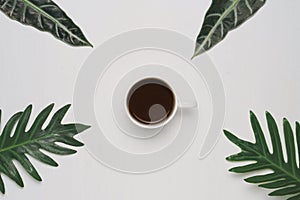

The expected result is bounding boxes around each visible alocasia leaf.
[0,0,92,47]
[193,0,266,58]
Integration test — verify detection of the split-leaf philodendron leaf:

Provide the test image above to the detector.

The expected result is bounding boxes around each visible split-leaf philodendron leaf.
[225,112,300,200]
[0,0,92,47]
[0,104,90,194]
[193,0,266,58]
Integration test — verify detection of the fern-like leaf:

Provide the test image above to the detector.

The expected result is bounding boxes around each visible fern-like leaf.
[0,104,90,194]
[224,111,300,200]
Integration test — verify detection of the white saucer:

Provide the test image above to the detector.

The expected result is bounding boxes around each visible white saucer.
[73,28,225,174]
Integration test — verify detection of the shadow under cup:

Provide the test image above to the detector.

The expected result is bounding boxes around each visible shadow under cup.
[126,78,176,128]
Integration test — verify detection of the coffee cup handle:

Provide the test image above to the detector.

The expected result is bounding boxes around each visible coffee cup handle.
[178,101,198,109]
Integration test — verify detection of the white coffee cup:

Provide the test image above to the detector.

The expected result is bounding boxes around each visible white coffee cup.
[125,77,197,129]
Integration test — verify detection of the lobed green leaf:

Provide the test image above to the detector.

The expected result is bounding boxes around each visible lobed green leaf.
[0,104,90,193]
[225,111,300,199]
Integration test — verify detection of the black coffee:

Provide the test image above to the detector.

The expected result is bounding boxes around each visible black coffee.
[127,78,175,125]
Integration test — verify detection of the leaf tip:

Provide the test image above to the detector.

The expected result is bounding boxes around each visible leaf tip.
[225,155,232,161]
[49,103,55,108]
[283,118,291,127]
[244,177,252,183]
[265,111,275,121]
[228,168,235,173]
[223,130,240,146]
[192,45,204,59]
[191,54,197,60]
[84,124,91,130]
[83,39,93,48]
[88,43,93,48]
[57,104,72,115]
[48,158,59,167]
[64,148,78,155]
[76,140,85,147]
[74,124,91,133]
[32,172,42,182]
[249,110,255,116]
[37,176,42,182]
[26,104,33,112]
[0,189,5,195]
[64,104,72,110]
[17,179,24,188]
[223,129,233,138]
[53,162,59,167]
[268,191,277,196]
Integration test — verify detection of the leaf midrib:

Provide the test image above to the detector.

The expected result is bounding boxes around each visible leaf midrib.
[0,128,71,154]
[247,147,300,184]
[21,0,91,46]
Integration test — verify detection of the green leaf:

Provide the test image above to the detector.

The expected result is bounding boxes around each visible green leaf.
[245,172,284,184]
[193,0,266,58]
[225,112,300,200]
[250,111,269,156]
[0,104,90,194]
[266,112,284,166]
[0,0,92,47]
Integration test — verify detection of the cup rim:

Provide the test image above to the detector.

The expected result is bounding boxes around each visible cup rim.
[125,77,178,129]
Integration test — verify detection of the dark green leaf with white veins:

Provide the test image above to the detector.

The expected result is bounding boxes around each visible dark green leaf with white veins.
[0,0,92,47]
[0,104,90,194]
[193,0,266,58]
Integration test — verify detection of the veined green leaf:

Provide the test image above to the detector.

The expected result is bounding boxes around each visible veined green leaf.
[193,0,266,58]
[0,104,90,194]
[0,0,92,47]
[225,112,300,200]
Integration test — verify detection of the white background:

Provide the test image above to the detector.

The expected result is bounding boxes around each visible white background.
[0,0,299,199]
